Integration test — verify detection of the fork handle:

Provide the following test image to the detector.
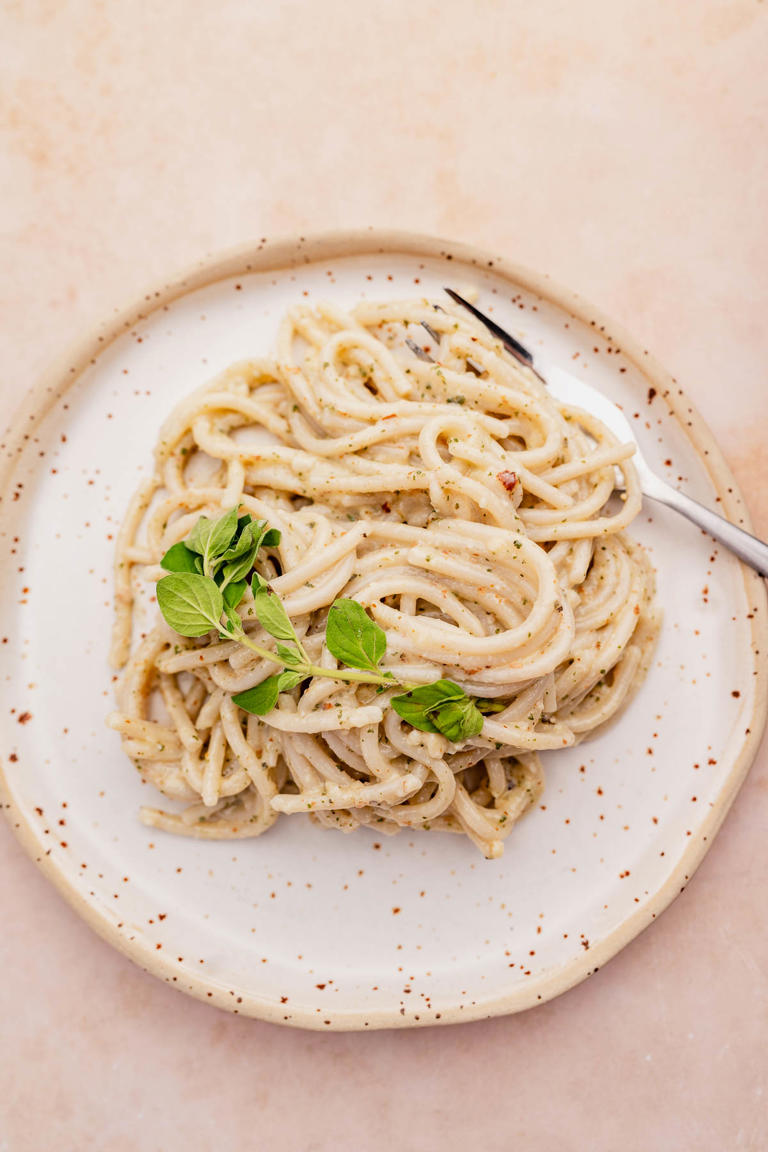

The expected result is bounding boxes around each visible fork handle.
[644,478,768,577]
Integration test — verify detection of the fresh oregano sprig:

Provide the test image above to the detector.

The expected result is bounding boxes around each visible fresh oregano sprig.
[155,508,487,741]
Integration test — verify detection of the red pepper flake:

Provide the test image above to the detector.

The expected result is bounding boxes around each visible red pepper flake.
[316,983,326,990]
[731,690,740,698]
[392,907,401,915]
[381,501,391,513]
[18,712,32,724]
[497,470,518,492]
[647,387,657,403]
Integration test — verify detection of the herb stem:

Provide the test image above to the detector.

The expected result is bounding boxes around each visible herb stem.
[223,628,285,668]
[302,663,413,689]
[227,627,414,690]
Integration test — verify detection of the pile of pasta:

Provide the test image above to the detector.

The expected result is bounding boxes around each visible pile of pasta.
[109,297,659,858]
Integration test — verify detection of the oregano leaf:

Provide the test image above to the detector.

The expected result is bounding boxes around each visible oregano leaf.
[251,584,299,642]
[391,680,474,737]
[160,541,199,574]
[220,518,265,563]
[325,598,386,672]
[222,579,247,615]
[389,694,440,733]
[276,643,304,667]
[232,675,281,715]
[185,506,240,571]
[232,669,305,715]
[221,543,261,586]
[156,573,224,637]
[430,696,484,741]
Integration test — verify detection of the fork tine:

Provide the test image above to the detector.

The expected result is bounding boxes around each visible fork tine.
[421,315,486,376]
[404,336,435,362]
[444,288,535,368]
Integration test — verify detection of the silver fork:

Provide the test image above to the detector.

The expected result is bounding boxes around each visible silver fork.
[415,288,768,577]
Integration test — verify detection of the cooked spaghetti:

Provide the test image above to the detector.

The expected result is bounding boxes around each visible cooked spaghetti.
[108,296,659,858]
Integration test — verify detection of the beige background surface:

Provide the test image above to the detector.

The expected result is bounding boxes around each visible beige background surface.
[2,2,767,1149]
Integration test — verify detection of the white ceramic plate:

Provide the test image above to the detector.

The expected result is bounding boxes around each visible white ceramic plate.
[2,232,766,1030]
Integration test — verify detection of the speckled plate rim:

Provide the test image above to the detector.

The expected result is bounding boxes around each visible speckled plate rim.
[1,229,766,1030]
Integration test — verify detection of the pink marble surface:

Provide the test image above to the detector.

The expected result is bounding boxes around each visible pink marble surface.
[2,2,767,1148]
